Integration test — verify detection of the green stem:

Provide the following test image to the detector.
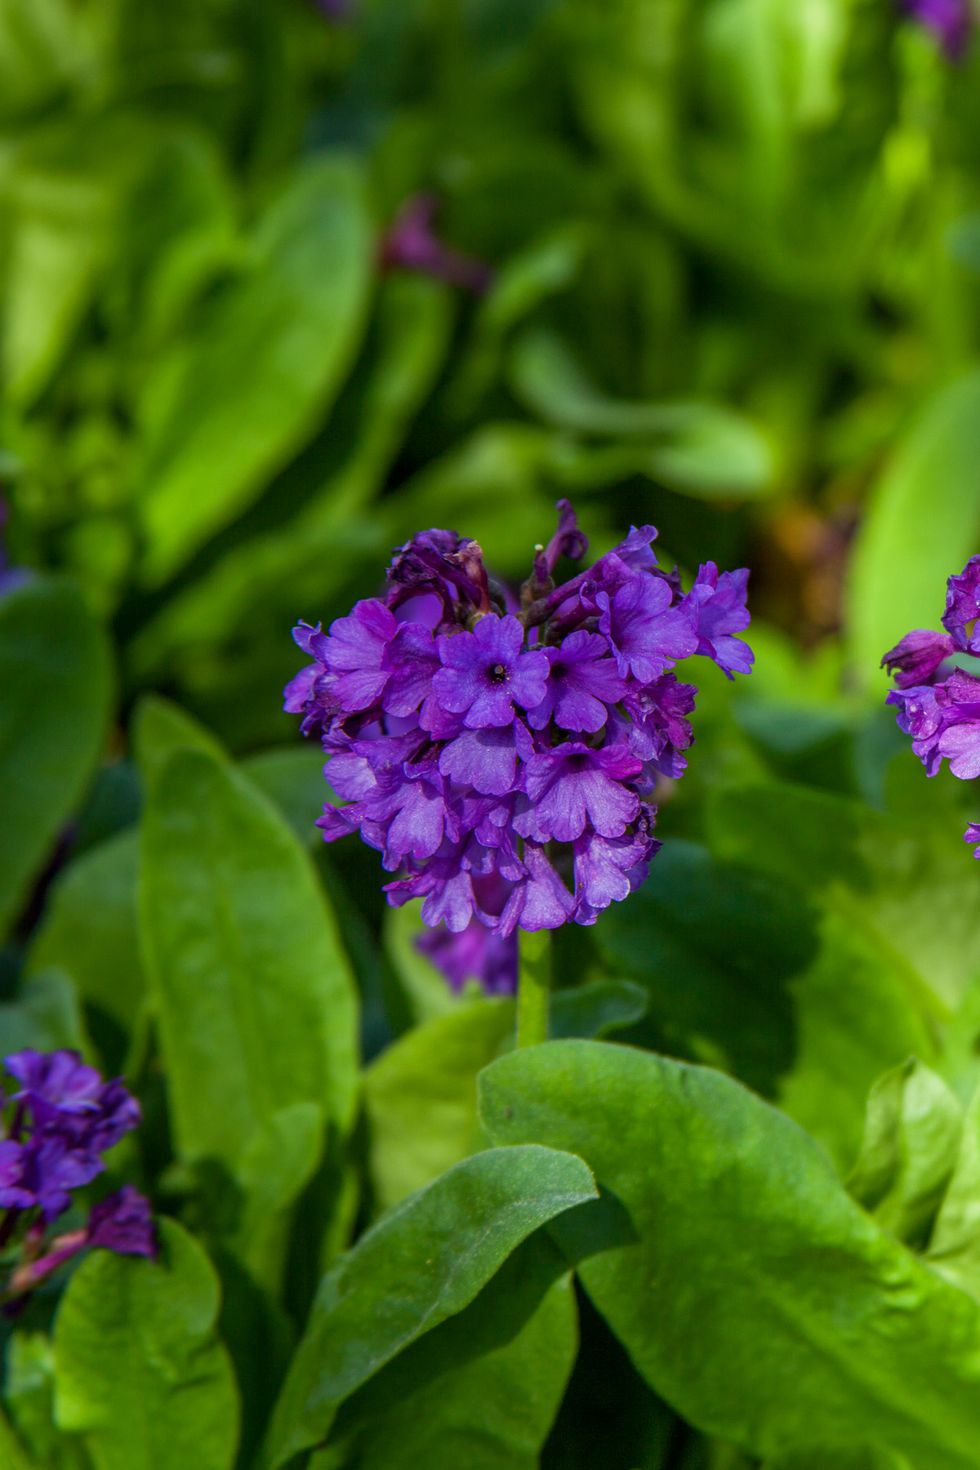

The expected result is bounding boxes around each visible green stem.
[516,930,552,1047]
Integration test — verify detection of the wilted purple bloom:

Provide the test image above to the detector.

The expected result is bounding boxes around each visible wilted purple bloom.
[944,554,980,651]
[380,195,493,294]
[87,1187,157,1258]
[882,628,955,688]
[902,0,972,58]
[286,501,752,989]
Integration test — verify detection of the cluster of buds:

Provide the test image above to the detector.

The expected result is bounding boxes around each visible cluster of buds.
[285,501,752,993]
[883,554,980,855]
[0,1050,154,1307]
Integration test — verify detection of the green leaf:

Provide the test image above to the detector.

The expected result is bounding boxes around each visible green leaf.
[0,969,88,1055]
[929,1084,980,1299]
[54,1220,239,1470]
[240,746,330,847]
[550,979,648,1040]
[139,748,359,1174]
[310,1235,577,1470]
[480,1041,980,1470]
[0,1403,37,1470]
[264,1144,597,1468]
[365,1000,517,1212]
[232,1102,325,1291]
[0,579,112,937]
[132,693,226,791]
[508,327,774,496]
[847,1059,962,1249]
[848,370,980,685]
[28,829,143,1037]
[139,156,373,584]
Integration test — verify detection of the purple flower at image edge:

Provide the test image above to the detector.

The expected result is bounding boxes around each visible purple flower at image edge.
[284,500,753,995]
[902,0,973,57]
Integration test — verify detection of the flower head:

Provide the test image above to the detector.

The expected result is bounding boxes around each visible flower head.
[286,501,752,989]
[885,555,980,855]
[380,195,493,294]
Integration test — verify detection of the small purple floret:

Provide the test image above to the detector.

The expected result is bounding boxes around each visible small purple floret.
[87,1187,157,1258]
[902,0,972,58]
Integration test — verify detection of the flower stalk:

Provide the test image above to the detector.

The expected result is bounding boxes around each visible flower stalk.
[516,930,552,1048]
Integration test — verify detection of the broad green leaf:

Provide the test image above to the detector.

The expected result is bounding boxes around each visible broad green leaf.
[4,1331,91,1470]
[54,1220,239,1470]
[130,274,451,677]
[365,1000,516,1211]
[847,1060,962,1248]
[311,1235,577,1470]
[550,979,648,1040]
[508,327,773,496]
[264,1145,597,1468]
[139,749,359,1174]
[232,1102,324,1291]
[0,579,111,937]
[140,156,373,584]
[0,969,88,1055]
[848,370,980,685]
[929,1083,980,1299]
[480,1041,980,1469]
[132,693,226,791]
[29,830,143,1037]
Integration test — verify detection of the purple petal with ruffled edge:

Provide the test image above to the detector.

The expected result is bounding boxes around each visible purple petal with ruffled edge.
[434,615,548,728]
[882,629,955,689]
[965,822,980,858]
[516,743,642,843]
[528,630,626,734]
[87,1187,157,1258]
[943,555,980,652]
[597,575,697,684]
[573,816,660,925]
[685,563,754,678]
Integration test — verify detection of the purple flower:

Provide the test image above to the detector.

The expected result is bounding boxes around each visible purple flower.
[528,631,626,734]
[434,616,549,728]
[944,555,980,652]
[6,1049,103,1117]
[965,822,980,858]
[882,629,955,688]
[516,743,642,844]
[0,1141,33,1210]
[596,575,697,684]
[684,563,754,678]
[286,500,752,980]
[87,1187,157,1258]
[902,0,972,58]
[380,195,493,294]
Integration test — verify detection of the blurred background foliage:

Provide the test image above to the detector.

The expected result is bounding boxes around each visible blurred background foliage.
[7,4,980,1464]
[5,0,980,748]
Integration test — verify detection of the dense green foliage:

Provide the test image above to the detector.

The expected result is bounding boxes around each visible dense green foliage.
[5,0,980,1465]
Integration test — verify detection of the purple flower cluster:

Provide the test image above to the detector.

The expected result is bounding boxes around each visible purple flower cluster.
[0,1050,155,1304]
[902,0,973,57]
[286,502,752,993]
[884,554,980,855]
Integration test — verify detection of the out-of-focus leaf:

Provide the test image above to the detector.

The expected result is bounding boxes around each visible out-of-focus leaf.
[481,1041,980,1469]
[29,830,143,1037]
[130,275,450,673]
[132,693,227,792]
[264,1145,597,1468]
[929,1084,980,1299]
[365,1000,516,1212]
[847,1059,962,1248]
[594,841,807,1096]
[848,371,980,685]
[0,969,88,1056]
[4,1334,71,1470]
[139,749,359,1175]
[508,327,774,496]
[139,156,373,584]
[0,579,111,938]
[0,1402,37,1470]
[54,1220,239,1470]
[240,746,330,847]
[550,979,648,1039]
[311,1235,577,1470]
[232,1102,324,1291]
